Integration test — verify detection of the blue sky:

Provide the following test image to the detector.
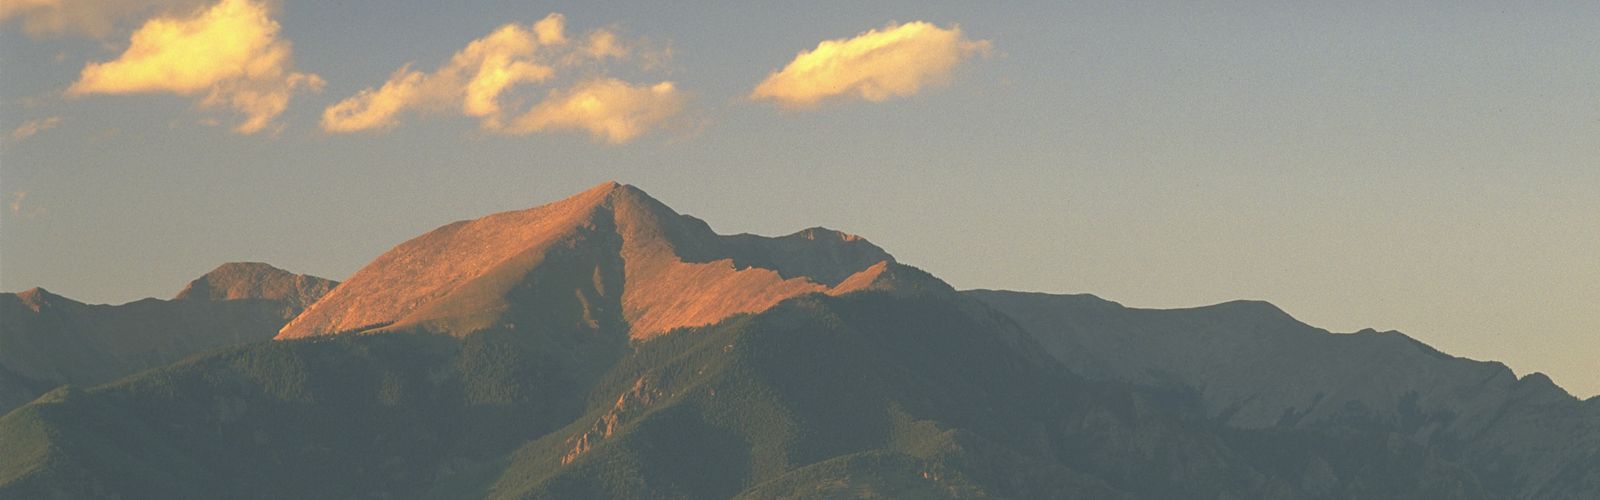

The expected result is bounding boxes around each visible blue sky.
[2,1,1597,396]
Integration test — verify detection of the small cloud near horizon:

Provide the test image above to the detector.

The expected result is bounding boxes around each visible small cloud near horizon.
[751,21,990,108]
[65,0,322,135]
[9,116,63,142]
[321,13,682,144]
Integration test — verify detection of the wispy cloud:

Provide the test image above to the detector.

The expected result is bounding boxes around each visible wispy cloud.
[66,0,322,134]
[322,13,680,143]
[9,116,63,142]
[0,0,211,38]
[752,21,990,108]
[6,191,46,220]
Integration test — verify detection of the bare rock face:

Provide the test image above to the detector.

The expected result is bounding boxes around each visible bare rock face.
[277,182,920,341]
[562,375,665,465]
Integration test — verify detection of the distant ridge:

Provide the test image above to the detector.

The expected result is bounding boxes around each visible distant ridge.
[0,263,337,412]
[966,289,1600,498]
[176,262,338,310]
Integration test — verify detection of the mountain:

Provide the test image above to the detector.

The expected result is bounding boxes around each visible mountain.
[966,289,1600,499]
[175,262,337,311]
[0,263,336,412]
[1,183,1592,499]
[278,181,912,341]
[0,290,1488,499]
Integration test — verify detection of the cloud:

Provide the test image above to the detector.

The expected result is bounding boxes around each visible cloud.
[0,0,212,38]
[66,0,322,134]
[320,68,428,133]
[323,13,679,143]
[321,20,555,133]
[533,13,566,46]
[751,21,990,108]
[581,29,627,60]
[6,191,46,220]
[9,116,63,141]
[501,79,683,144]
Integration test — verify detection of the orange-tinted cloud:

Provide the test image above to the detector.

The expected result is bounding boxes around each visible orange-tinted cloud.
[752,21,990,108]
[0,0,211,38]
[323,13,678,143]
[9,116,63,142]
[533,12,567,46]
[66,0,321,134]
[321,19,555,133]
[581,29,627,60]
[320,68,429,133]
[501,79,683,144]
[6,191,46,220]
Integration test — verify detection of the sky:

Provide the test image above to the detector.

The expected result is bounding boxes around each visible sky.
[1,1,1596,397]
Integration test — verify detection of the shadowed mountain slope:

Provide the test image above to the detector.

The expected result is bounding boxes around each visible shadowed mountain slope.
[0,264,336,412]
[966,289,1600,499]
[0,290,1490,499]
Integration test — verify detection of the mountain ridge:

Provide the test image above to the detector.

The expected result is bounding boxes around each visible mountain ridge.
[961,289,1586,399]
[0,263,337,413]
[0,289,1498,499]
[966,288,1600,499]
[277,181,912,341]
[3,183,1594,499]
[175,262,338,310]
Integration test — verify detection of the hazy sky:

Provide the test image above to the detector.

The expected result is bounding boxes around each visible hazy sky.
[2,1,1596,397]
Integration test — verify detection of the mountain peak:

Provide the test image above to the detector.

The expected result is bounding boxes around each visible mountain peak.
[276,182,922,341]
[175,262,338,309]
[12,287,75,311]
[574,180,653,207]
[579,179,632,202]
[794,227,862,242]
[16,287,52,300]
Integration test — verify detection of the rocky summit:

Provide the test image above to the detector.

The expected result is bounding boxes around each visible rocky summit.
[277,182,919,341]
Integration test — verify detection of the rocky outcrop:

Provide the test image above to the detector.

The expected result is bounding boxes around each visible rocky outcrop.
[562,376,666,465]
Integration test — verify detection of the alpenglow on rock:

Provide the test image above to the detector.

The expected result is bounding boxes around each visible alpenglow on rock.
[277,182,922,341]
